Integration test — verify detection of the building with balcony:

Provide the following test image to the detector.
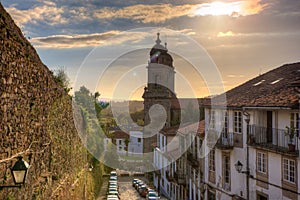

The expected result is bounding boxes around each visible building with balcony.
[153,62,300,199]
[203,62,300,200]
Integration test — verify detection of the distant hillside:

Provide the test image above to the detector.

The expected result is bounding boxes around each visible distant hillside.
[101,100,144,118]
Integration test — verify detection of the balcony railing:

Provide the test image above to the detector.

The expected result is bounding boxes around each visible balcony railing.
[215,132,234,150]
[187,150,199,168]
[248,125,299,155]
[166,171,176,182]
[174,170,186,185]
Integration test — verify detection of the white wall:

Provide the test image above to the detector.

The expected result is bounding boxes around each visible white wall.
[128,131,143,155]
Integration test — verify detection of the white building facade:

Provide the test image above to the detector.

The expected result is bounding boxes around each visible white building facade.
[153,62,300,200]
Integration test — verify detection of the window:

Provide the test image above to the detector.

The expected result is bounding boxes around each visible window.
[223,111,229,135]
[290,113,299,132]
[234,111,242,133]
[209,150,215,172]
[257,152,267,174]
[119,140,122,145]
[222,154,230,190]
[283,158,295,183]
[138,138,141,143]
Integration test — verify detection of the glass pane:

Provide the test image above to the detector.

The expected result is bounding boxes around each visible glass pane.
[12,170,26,184]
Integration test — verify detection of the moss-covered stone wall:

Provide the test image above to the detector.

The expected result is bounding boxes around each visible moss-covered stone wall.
[0,3,97,199]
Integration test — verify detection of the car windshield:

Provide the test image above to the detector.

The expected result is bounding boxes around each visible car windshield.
[108,191,118,195]
[107,195,118,198]
[110,171,117,176]
[148,192,157,197]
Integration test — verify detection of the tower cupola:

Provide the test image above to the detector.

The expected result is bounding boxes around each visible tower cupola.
[149,33,173,67]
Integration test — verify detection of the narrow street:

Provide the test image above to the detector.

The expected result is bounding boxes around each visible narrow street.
[98,176,149,200]
[98,174,168,200]
[118,176,146,200]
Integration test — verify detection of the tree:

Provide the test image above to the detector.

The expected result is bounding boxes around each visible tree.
[103,141,119,170]
[124,138,130,156]
[53,68,71,93]
[74,86,109,161]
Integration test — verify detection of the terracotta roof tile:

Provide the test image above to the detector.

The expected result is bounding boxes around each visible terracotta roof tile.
[208,62,300,108]
[178,120,205,137]
[109,130,130,139]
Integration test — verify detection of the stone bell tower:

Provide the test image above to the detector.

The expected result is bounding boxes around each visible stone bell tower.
[142,33,178,153]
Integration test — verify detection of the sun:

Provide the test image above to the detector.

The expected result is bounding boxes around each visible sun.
[193,1,242,16]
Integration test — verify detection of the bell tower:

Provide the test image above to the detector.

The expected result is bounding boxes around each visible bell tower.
[142,33,177,153]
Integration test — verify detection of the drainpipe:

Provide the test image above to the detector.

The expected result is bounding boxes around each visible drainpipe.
[243,111,250,200]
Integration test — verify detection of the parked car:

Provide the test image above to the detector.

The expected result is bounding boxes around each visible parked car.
[107,194,119,200]
[107,197,119,200]
[107,190,119,197]
[138,184,147,195]
[132,178,139,187]
[133,180,140,189]
[110,175,117,181]
[109,180,117,185]
[109,182,118,188]
[140,186,150,197]
[107,187,118,194]
[135,180,144,190]
[146,190,160,200]
[108,185,118,191]
[110,171,117,177]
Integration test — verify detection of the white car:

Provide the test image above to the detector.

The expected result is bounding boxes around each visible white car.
[107,190,119,197]
[110,176,117,181]
[109,180,117,184]
[107,194,119,200]
[110,171,117,177]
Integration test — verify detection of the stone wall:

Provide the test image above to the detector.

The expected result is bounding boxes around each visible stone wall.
[0,3,93,199]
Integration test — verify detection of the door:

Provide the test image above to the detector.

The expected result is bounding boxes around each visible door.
[267,111,272,143]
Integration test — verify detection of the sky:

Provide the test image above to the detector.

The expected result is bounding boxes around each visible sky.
[2,0,300,100]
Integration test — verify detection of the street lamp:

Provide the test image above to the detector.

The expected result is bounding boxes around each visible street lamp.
[235,160,243,173]
[0,156,29,190]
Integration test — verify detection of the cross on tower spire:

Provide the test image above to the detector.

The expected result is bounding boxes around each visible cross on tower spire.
[156,32,161,45]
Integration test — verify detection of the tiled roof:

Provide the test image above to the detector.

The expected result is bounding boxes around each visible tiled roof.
[206,62,300,108]
[160,125,180,136]
[170,98,211,110]
[178,120,205,137]
[160,120,205,137]
[109,130,130,139]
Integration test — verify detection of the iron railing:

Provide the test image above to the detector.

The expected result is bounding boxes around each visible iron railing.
[174,170,186,185]
[248,125,298,153]
[216,132,234,149]
[187,150,199,168]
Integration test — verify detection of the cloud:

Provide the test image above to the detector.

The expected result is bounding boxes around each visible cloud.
[93,1,268,24]
[31,31,120,48]
[242,0,268,15]
[227,74,245,78]
[30,30,154,48]
[217,31,237,37]
[30,28,200,48]
[192,0,267,17]
[6,1,68,27]
[93,4,194,23]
